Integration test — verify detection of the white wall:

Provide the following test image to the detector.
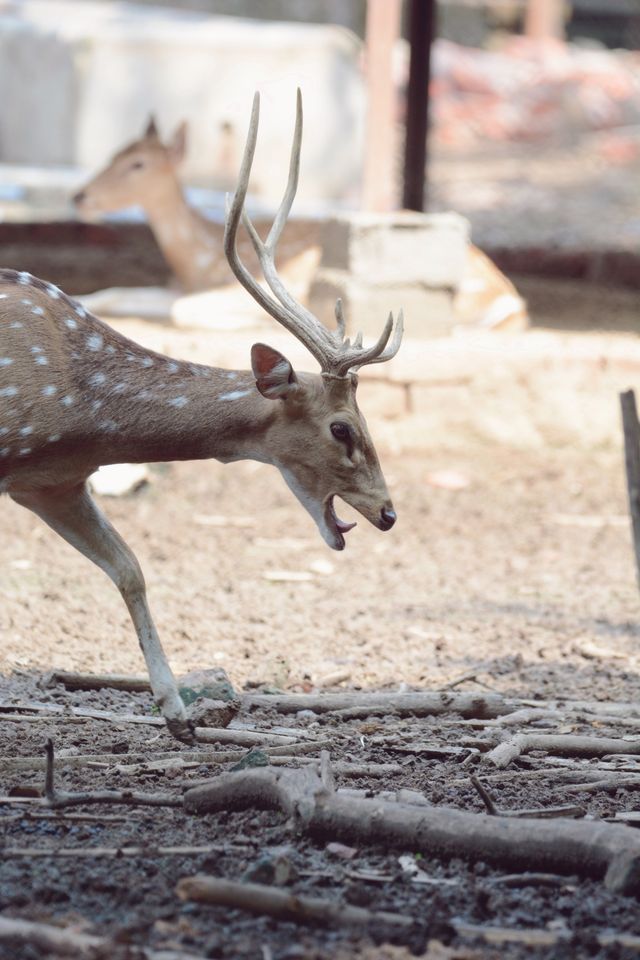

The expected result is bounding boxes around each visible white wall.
[0,0,366,205]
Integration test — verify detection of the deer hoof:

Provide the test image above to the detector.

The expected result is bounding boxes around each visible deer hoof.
[165,714,197,745]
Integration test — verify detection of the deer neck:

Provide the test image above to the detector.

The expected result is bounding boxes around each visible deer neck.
[141,178,222,292]
[89,365,276,467]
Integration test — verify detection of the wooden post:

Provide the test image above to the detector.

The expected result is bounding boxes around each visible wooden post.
[524,0,565,41]
[620,390,640,591]
[362,0,402,211]
[402,0,436,212]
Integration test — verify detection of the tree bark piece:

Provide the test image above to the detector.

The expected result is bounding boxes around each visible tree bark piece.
[244,691,508,719]
[183,756,640,895]
[176,874,413,930]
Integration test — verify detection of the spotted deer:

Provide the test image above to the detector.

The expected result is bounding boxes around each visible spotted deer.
[73,115,321,294]
[0,92,402,743]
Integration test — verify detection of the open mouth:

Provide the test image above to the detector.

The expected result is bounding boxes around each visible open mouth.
[324,495,357,551]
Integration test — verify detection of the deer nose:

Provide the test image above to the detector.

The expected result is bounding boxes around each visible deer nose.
[73,190,86,206]
[380,506,396,530]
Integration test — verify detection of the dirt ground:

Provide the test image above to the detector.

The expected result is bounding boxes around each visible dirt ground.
[2,279,640,959]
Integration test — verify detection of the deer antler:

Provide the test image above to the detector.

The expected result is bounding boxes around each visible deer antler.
[224,90,403,378]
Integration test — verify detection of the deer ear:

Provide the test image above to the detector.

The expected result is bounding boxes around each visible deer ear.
[168,121,188,165]
[144,114,159,139]
[251,343,298,400]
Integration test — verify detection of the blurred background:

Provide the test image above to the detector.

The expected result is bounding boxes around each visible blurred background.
[0,0,638,315]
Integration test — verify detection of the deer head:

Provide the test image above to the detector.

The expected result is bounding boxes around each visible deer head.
[225,91,403,550]
[73,116,188,216]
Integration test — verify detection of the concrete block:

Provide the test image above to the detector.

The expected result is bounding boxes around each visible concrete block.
[318,212,469,286]
[308,211,469,340]
[309,271,454,339]
[0,0,365,204]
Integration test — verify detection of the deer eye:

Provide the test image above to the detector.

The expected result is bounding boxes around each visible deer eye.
[130,160,145,171]
[330,421,353,457]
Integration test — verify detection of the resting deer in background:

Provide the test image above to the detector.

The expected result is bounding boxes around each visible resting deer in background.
[73,115,321,295]
[0,91,402,743]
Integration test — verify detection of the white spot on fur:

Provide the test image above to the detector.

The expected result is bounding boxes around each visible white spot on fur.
[106,345,116,355]
[31,306,44,316]
[91,399,103,412]
[20,298,32,306]
[99,419,118,432]
[48,434,61,443]
[35,356,49,366]
[61,394,74,406]
[141,357,153,368]
[88,371,106,386]
[0,386,18,397]
[65,316,78,330]
[0,293,7,300]
[225,372,238,380]
[19,447,31,456]
[167,396,188,408]
[219,389,251,401]
[0,427,7,436]
[0,447,9,456]
[46,284,61,299]
[10,322,22,329]
[31,346,43,353]
[86,334,103,351]
[0,357,13,366]
[17,272,30,285]
[42,385,57,396]
[75,304,87,318]
[196,250,214,268]
[167,361,179,374]
[19,426,33,436]
[113,383,127,394]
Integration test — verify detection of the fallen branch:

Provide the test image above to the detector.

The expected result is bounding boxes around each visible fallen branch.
[44,739,181,811]
[485,734,640,769]
[176,874,413,930]
[470,775,585,819]
[0,739,331,774]
[183,754,640,895]
[193,727,305,747]
[244,691,508,719]
[455,919,640,951]
[1,843,242,859]
[47,670,152,692]
[0,915,205,960]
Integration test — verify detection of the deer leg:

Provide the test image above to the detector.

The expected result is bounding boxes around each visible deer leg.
[10,481,195,744]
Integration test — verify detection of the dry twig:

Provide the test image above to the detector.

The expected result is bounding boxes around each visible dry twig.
[177,874,413,930]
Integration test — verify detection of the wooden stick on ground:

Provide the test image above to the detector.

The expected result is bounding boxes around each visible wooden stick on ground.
[485,734,640,769]
[470,775,585,819]
[0,916,205,960]
[47,670,152,692]
[620,388,640,589]
[183,753,640,895]
[43,739,182,811]
[244,690,509,719]
[177,874,413,930]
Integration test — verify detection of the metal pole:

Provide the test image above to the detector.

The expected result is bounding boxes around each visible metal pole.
[402,0,436,212]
